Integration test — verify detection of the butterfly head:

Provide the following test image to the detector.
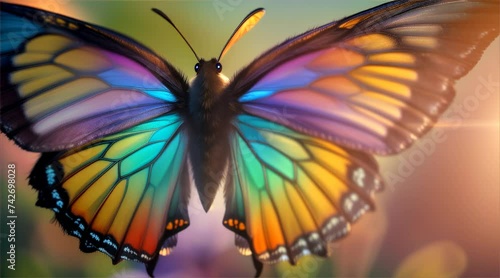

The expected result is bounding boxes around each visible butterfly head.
[194,58,222,74]
[189,58,230,111]
[191,58,230,89]
[193,58,229,83]
[152,7,264,86]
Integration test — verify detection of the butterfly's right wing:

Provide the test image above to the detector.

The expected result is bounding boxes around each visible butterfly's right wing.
[29,113,190,275]
[221,0,499,271]
[1,3,188,152]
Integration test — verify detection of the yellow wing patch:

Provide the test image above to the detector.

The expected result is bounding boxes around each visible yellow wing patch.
[25,34,73,53]
[17,69,73,98]
[13,53,52,66]
[309,48,365,69]
[369,52,416,65]
[55,47,113,72]
[346,34,396,51]
[23,78,108,118]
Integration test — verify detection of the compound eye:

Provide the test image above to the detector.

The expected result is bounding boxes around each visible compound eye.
[194,63,200,73]
[215,62,222,73]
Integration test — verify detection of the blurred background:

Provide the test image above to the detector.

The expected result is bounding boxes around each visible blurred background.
[0,0,498,277]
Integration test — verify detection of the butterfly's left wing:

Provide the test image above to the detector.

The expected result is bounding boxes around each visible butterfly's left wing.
[0,3,192,275]
[29,113,190,275]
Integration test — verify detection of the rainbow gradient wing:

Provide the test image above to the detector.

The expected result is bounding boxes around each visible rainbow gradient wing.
[0,3,187,152]
[225,114,382,263]
[222,0,499,269]
[29,113,189,275]
[228,0,499,155]
[0,3,191,275]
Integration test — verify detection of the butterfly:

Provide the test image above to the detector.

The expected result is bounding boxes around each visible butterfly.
[0,0,498,277]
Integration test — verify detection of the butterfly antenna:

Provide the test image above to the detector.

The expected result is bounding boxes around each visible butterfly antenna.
[152,8,200,61]
[218,8,265,61]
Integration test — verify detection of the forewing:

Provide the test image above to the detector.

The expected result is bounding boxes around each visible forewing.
[0,3,188,152]
[224,114,382,263]
[29,113,190,274]
[229,0,499,154]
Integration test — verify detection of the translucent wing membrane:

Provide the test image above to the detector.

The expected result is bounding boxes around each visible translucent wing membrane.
[0,3,188,151]
[29,114,190,272]
[224,114,383,263]
[233,0,499,154]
